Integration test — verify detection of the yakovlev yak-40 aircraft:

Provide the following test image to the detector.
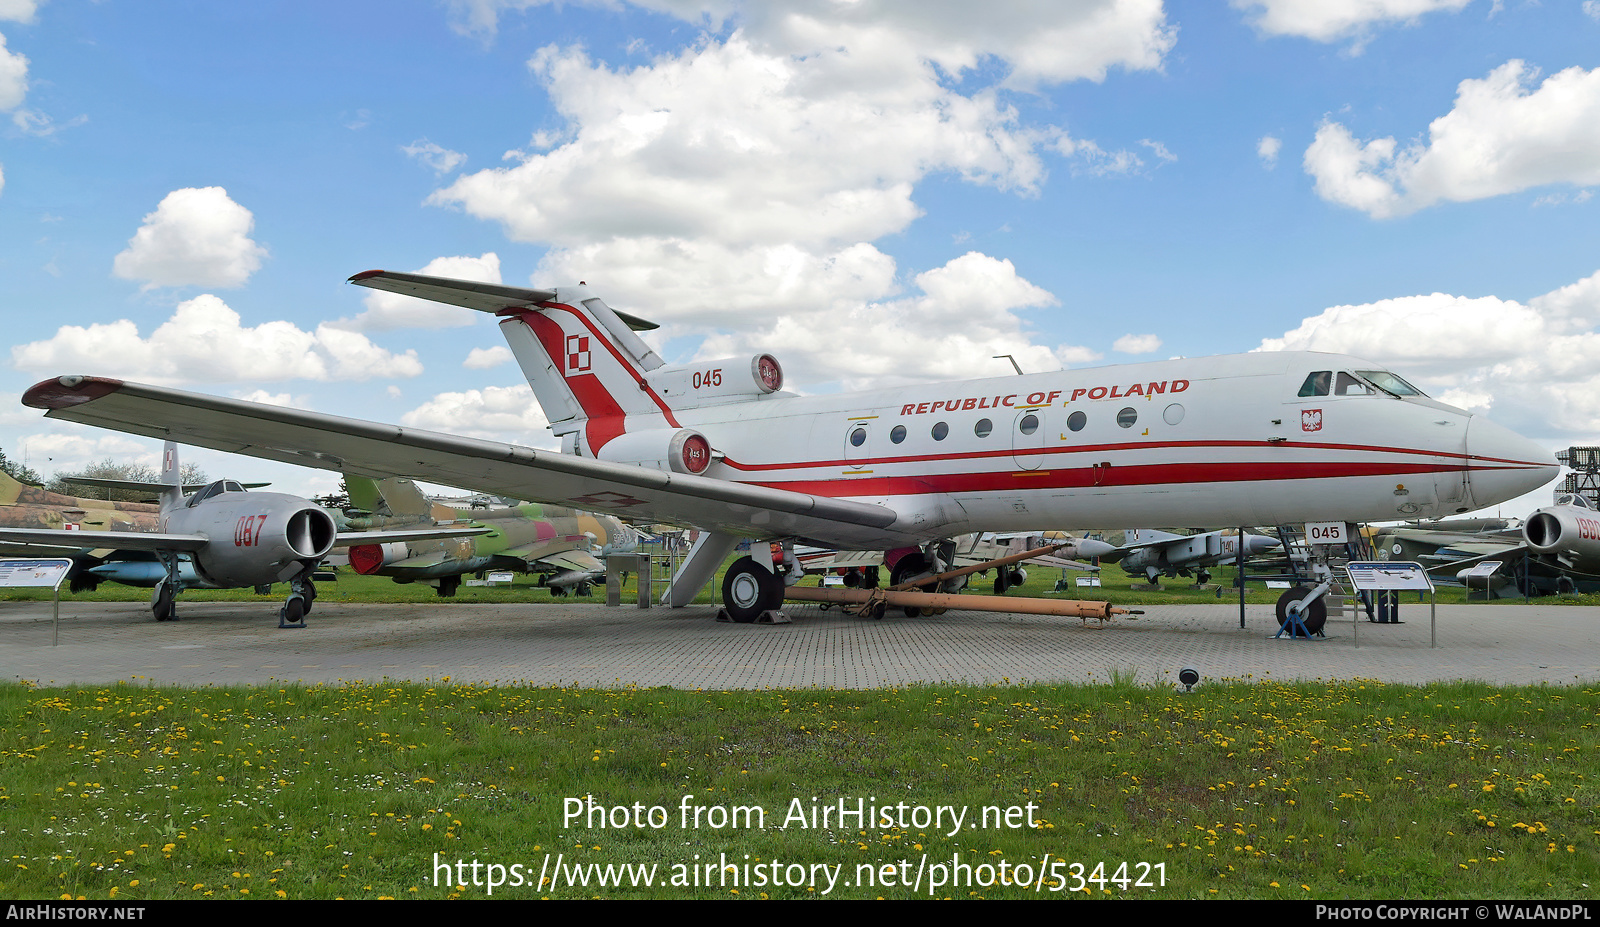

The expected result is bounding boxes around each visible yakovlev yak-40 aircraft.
[22,272,1558,622]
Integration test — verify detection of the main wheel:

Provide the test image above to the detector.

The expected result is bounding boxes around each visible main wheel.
[891,552,933,617]
[281,596,306,627]
[1275,586,1327,636]
[152,584,176,622]
[723,556,781,623]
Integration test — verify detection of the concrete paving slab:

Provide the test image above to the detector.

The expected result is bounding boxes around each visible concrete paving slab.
[0,599,1594,689]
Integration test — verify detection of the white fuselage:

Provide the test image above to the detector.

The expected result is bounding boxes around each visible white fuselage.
[569,351,1553,549]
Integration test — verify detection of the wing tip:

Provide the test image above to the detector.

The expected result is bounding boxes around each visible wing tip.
[348,269,388,283]
[23,375,125,410]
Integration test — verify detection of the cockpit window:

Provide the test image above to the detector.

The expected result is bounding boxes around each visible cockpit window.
[186,479,246,507]
[1355,370,1427,398]
[1298,371,1331,397]
[1334,372,1376,396]
[1558,494,1592,510]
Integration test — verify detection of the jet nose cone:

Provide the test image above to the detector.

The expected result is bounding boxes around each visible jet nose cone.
[1248,536,1282,554]
[1076,538,1117,559]
[1466,417,1559,509]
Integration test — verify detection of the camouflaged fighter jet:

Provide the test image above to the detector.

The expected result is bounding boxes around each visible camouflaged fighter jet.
[0,465,166,591]
[334,475,640,597]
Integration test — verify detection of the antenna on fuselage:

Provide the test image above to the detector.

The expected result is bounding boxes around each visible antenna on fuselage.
[993,355,1024,376]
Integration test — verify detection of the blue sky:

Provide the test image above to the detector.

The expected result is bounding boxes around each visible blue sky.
[1,1,1597,516]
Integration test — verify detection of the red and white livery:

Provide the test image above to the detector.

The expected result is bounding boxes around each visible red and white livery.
[21,272,1558,621]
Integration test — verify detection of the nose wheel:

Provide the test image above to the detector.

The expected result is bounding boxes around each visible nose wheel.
[1274,586,1327,637]
[279,574,314,628]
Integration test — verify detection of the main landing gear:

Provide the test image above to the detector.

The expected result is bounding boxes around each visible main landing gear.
[151,551,181,622]
[722,556,783,623]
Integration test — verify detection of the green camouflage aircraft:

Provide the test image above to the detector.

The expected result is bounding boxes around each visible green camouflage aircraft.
[335,476,640,597]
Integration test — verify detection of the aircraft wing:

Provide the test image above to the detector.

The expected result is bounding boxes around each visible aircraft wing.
[794,548,886,572]
[23,377,900,546]
[334,526,491,547]
[0,527,209,552]
[533,549,606,575]
[489,538,606,574]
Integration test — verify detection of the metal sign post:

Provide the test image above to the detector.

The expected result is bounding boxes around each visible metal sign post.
[1462,560,1503,603]
[0,559,76,646]
[1344,561,1437,648]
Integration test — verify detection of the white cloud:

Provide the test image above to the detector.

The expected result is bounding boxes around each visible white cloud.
[1257,268,1600,437]
[11,108,87,137]
[464,345,513,369]
[402,384,554,446]
[11,294,423,383]
[402,139,467,175]
[0,30,27,110]
[233,390,299,407]
[1232,0,1470,45]
[111,187,268,288]
[695,252,1087,392]
[1140,139,1176,164]
[1113,333,1162,354]
[430,3,1167,395]
[17,430,159,479]
[1257,134,1281,168]
[334,252,502,331]
[0,162,5,199]
[1586,1,1600,22]
[1305,61,1600,218]
[433,37,1054,253]
[0,1,40,24]
[446,1,1175,88]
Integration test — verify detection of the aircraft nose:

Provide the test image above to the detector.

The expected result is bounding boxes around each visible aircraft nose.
[1466,416,1558,509]
[1249,536,1282,554]
[1076,538,1117,559]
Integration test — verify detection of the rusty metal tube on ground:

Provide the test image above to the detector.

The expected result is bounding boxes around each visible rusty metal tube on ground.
[887,539,1088,591]
[782,584,1127,619]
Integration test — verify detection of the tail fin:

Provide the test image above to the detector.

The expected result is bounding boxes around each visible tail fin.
[158,441,184,510]
[494,283,671,453]
[347,272,790,459]
[346,474,434,519]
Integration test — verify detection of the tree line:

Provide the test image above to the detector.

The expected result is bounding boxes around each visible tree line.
[1,448,206,503]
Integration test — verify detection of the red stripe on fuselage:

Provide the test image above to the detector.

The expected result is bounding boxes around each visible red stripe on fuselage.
[748,458,1488,498]
[717,438,1507,474]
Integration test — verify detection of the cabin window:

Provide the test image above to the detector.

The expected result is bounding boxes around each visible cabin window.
[1298,371,1331,397]
[1018,413,1039,435]
[932,422,949,441]
[974,418,993,438]
[1067,411,1086,432]
[1163,403,1185,425]
[1116,407,1138,428]
[890,425,906,444]
[849,426,867,447]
